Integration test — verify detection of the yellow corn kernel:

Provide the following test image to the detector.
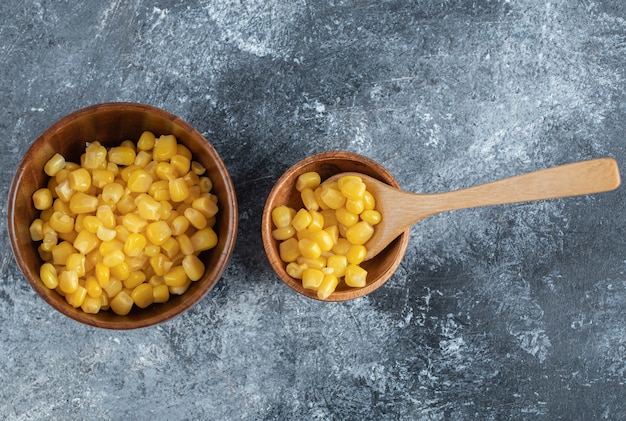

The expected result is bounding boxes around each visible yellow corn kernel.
[41,222,59,251]
[338,176,366,201]
[126,255,148,272]
[137,130,156,151]
[111,261,130,281]
[298,238,322,260]
[54,179,73,202]
[80,215,100,234]
[345,264,368,287]
[144,244,161,258]
[154,162,176,181]
[40,263,58,289]
[325,225,339,244]
[73,230,99,255]
[66,253,86,277]
[360,209,382,225]
[169,279,192,295]
[53,198,72,215]
[317,274,339,299]
[184,207,207,230]
[95,262,111,287]
[309,229,334,252]
[127,169,154,193]
[59,270,79,294]
[319,185,346,209]
[54,168,69,183]
[67,168,92,192]
[47,211,74,234]
[177,143,192,159]
[66,285,87,308]
[119,165,139,183]
[272,226,295,241]
[169,177,189,202]
[279,237,300,263]
[192,196,218,218]
[314,187,329,210]
[309,210,324,231]
[320,209,338,228]
[131,283,154,308]
[346,198,365,215]
[336,207,359,228]
[296,172,321,192]
[272,205,294,228]
[190,227,218,252]
[99,293,110,311]
[134,150,153,167]
[116,194,137,214]
[292,209,313,231]
[110,291,134,316]
[286,262,305,279]
[102,249,125,267]
[150,253,173,276]
[163,265,188,287]
[148,179,170,201]
[146,221,172,246]
[153,134,178,161]
[96,225,116,241]
[148,275,165,287]
[327,254,348,278]
[346,221,374,245]
[124,271,147,289]
[300,188,319,211]
[81,296,101,314]
[153,284,170,303]
[182,171,200,188]
[101,182,125,204]
[363,191,376,210]
[108,146,136,166]
[296,256,327,270]
[96,205,116,229]
[136,194,162,220]
[302,268,324,290]
[100,238,123,256]
[120,213,147,234]
[50,241,74,265]
[160,238,178,260]
[84,276,102,298]
[32,188,53,210]
[67,192,98,214]
[124,233,147,257]
[189,160,206,176]
[90,169,114,189]
[29,218,44,241]
[170,154,191,176]
[44,153,66,176]
[177,234,195,256]
[83,142,107,169]
[182,254,205,281]
[346,244,367,265]
[170,215,190,236]
[103,278,123,298]
[198,176,212,192]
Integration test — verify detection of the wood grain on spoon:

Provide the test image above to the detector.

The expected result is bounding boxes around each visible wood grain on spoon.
[329,158,621,261]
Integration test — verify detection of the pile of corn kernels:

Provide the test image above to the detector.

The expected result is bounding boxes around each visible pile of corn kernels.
[271,171,381,299]
[30,131,219,315]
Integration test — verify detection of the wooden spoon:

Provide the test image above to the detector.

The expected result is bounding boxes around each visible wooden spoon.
[329,158,620,261]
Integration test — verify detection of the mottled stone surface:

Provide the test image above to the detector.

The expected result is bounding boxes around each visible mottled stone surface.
[1,1,625,419]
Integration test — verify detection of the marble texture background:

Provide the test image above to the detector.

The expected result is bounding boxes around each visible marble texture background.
[1,1,625,419]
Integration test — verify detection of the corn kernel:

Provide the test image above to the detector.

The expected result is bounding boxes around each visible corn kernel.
[309,210,325,231]
[345,198,365,215]
[338,176,366,201]
[153,135,178,161]
[116,194,137,214]
[309,229,334,252]
[301,188,319,211]
[136,194,162,220]
[292,209,313,231]
[286,262,305,279]
[111,261,130,281]
[327,255,348,278]
[317,274,339,299]
[32,188,53,210]
[163,266,189,287]
[81,296,101,314]
[146,221,172,246]
[124,271,147,289]
[127,169,154,193]
[319,185,346,209]
[296,256,327,270]
[108,146,136,166]
[40,263,58,289]
[67,192,98,214]
[102,249,125,267]
[59,270,79,294]
[302,268,324,290]
[272,205,294,229]
[190,227,218,252]
[54,179,73,202]
[361,209,382,225]
[67,168,92,192]
[50,241,74,266]
[124,233,147,257]
[83,142,107,169]
[44,153,66,176]
[192,196,218,218]
[101,182,125,204]
[345,264,368,287]
[95,262,111,287]
[150,253,173,276]
[170,154,191,175]
[134,150,153,167]
[198,176,212,192]
[66,285,87,308]
[272,226,295,241]
[66,253,86,277]
[161,237,180,260]
[169,177,190,202]
[131,283,154,308]
[103,278,123,298]
[296,172,321,192]
[177,234,195,256]
[29,218,44,241]
[73,230,99,255]
[345,221,374,245]
[137,131,156,151]
[363,191,376,210]
[152,284,170,303]
[110,291,134,315]
[279,237,300,263]
[169,280,192,295]
[49,211,75,234]
[170,215,190,236]
[346,244,367,265]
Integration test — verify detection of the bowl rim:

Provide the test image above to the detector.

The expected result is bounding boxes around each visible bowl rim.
[7,101,239,329]
[261,150,410,301]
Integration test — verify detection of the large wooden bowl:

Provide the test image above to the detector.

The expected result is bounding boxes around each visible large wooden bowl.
[7,102,238,329]
[262,151,410,301]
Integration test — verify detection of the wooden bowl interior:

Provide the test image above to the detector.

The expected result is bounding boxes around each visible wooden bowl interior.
[262,151,410,301]
[8,103,238,329]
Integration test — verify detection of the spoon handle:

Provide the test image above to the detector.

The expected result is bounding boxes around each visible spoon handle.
[425,158,620,215]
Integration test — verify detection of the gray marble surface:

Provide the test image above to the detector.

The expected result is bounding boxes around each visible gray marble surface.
[1,1,625,419]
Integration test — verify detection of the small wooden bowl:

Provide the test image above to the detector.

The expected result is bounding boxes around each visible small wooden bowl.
[7,102,238,329]
[262,151,410,301]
